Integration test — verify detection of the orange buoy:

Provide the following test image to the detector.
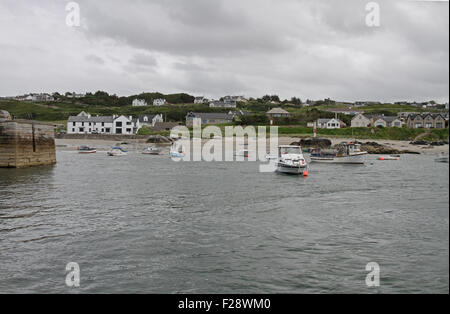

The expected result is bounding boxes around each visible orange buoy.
[303,170,309,177]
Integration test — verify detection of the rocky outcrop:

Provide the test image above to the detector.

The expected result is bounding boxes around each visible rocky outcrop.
[290,138,332,148]
[356,141,420,155]
[146,135,173,144]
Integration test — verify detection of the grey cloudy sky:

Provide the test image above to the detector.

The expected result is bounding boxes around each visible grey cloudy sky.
[0,0,448,102]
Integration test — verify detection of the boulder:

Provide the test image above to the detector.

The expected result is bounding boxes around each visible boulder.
[291,138,332,148]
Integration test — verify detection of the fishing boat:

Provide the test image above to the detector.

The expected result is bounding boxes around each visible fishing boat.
[142,147,162,155]
[310,142,368,164]
[77,145,96,154]
[276,145,308,175]
[107,147,127,157]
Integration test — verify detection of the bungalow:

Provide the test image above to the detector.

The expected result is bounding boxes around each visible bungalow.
[186,112,234,127]
[153,98,167,106]
[138,114,164,127]
[351,113,371,127]
[406,113,446,129]
[317,118,341,129]
[373,116,403,128]
[209,100,237,108]
[132,99,148,107]
[194,96,209,104]
[266,108,291,118]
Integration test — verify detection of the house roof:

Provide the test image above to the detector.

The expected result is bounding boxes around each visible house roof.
[187,112,234,120]
[138,114,157,122]
[267,107,290,114]
[317,118,331,124]
[68,115,114,123]
[152,122,180,131]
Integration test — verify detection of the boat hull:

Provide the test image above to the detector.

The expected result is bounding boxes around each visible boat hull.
[276,163,308,175]
[310,153,367,164]
[78,150,96,154]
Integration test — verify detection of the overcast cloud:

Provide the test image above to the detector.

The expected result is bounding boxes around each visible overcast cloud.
[0,0,448,102]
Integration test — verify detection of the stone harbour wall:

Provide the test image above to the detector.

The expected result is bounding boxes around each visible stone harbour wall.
[0,120,56,168]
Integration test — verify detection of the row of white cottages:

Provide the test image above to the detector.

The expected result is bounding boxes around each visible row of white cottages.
[67,111,163,135]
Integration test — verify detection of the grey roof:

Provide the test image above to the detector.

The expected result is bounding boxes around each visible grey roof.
[267,107,290,114]
[187,112,234,120]
[68,115,114,123]
[317,118,331,124]
[138,114,157,123]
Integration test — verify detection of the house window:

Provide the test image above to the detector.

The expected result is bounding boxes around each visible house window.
[81,122,84,126]
[102,122,105,126]
[105,128,110,133]
[73,122,76,126]
[436,123,443,128]
[116,128,122,134]
[116,122,122,127]
[79,127,84,132]
[127,122,132,125]
[72,128,75,132]
[126,128,131,133]
[425,123,432,128]
[415,123,422,128]
[101,128,104,132]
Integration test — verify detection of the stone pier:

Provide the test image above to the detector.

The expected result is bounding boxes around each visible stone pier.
[0,110,56,168]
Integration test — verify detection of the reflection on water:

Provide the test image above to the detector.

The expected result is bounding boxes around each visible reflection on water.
[0,151,448,293]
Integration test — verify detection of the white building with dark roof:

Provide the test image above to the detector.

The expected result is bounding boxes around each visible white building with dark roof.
[67,112,140,134]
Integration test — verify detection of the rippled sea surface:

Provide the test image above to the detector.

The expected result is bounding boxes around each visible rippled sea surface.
[0,151,448,293]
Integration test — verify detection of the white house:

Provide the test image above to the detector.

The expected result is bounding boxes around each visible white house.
[317,118,341,129]
[209,100,237,108]
[194,96,209,104]
[132,99,148,107]
[351,113,371,127]
[153,98,167,106]
[138,114,164,127]
[67,112,139,135]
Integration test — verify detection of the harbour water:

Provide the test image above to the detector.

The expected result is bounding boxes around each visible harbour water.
[0,151,448,293]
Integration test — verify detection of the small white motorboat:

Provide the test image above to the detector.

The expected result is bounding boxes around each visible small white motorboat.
[77,145,96,154]
[276,145,308,176]
[107,147,127,156]
[169,151,185,158]
[142,147,162,155]
[310,142,368,164]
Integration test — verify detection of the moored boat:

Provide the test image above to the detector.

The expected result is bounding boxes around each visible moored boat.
[310,142,367,164]
[77,145,96,154]
[276,145,308,175]
[107,147,127,156]
[142,147,162,155]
